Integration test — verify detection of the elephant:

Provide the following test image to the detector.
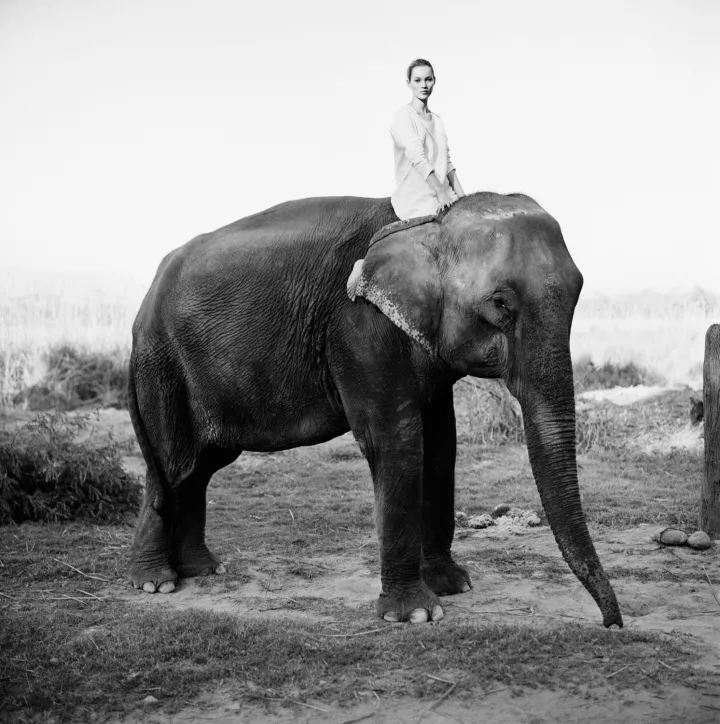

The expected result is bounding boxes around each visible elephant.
[127,192,623,628]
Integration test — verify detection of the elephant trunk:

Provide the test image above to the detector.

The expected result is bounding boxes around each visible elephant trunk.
[512,319,623,628]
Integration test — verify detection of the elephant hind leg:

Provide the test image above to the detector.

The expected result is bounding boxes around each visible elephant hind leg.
[127,362,178,593]
[169,473,223,578]
[128,445,240,592]
[128,465,177,594]
[169,446,240,579]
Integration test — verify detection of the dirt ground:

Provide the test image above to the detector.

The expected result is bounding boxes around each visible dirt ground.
[109,685,720,724]
[107,521,720,724]
[106,399,720,723]
[4,388,720,723]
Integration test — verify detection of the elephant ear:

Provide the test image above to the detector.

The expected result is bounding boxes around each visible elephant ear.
[347,217,441,356]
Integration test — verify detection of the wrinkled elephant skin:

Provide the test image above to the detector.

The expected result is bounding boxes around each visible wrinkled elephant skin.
[127,193,622,628]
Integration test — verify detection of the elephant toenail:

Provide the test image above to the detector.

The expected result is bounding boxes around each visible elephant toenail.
[158,581,176,594]
[432,605,444,621]
[409,609,429,624]
[383,612,399,622]
[461,582,471,592]
[142,582,157,593]
[216,563,226,574]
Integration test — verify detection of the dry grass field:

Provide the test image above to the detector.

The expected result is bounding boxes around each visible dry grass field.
[1,276,720,723]
[1,275,716,407]
[0,274,142,409]
[571,289,718,388]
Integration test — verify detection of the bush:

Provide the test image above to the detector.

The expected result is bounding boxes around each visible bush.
[575,407,618,454]
[0,411,141,524]
[454,379,524,446]
[9,344,128,411]
[573,356,664,393]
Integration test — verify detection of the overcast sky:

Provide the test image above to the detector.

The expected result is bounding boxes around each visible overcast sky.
[1,0,718,294]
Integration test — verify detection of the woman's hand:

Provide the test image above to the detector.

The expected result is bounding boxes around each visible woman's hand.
[436,187,455,210]
[426,171,456,211]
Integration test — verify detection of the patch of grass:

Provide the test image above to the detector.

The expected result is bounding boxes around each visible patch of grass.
[472,550,569,581]
[579,448,702,528]
[0,411,141,524]
[453,443,702,530]
[206,451,376,560]
[605,565,709,584]
[0,522,131,594]
[0,605,708,722]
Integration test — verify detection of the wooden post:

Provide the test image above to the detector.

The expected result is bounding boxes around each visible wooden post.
[702,324,720,537]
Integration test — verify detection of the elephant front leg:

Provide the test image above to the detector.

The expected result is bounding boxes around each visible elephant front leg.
[367,426,444,624]
[336,349,442,624]
[421,388,472,596]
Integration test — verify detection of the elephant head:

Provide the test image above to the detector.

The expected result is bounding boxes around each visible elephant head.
[349,192,622,628]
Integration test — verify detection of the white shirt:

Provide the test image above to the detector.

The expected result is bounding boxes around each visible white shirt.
[390,105,457,220]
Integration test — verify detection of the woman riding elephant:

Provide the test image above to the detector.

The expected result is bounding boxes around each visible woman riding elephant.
[391,59,466,219]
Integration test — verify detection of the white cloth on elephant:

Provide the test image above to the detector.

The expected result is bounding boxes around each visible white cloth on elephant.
[390,105,457,220]
[346,258,364,301]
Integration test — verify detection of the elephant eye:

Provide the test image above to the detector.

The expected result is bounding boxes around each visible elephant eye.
[493,298,508,312]
[491,296,514,324]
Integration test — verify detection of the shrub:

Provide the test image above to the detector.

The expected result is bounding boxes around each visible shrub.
[454,379,524,446]
[0,411,141,524]
[9,344,128,411]
[573,356,664,393]
[575,407,618,454]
